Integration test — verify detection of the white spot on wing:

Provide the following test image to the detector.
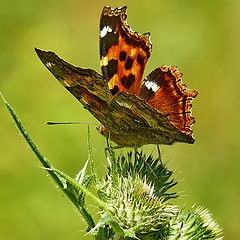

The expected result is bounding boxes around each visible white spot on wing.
[100,56,108,66]
[144,80,160,92]
[100,26,113,38]
[45,62,54,68]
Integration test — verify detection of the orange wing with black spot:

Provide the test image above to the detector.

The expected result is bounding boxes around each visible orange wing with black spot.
[100,6,152,95]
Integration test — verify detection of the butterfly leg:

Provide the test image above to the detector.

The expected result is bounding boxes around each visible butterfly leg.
[104,137,124,158]
[105,145,124,152]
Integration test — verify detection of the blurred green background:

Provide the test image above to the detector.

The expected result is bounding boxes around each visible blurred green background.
[0,0,239,239]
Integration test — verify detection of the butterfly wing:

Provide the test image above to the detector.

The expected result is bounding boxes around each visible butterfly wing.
[35,6,198,147]
[35,48,112,125]
[139,65,198,135]
[100,6,152,95]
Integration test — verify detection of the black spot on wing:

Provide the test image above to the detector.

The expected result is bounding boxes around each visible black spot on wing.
[125,74,135,88]
[101,59,118,81]
[120,76,127,86]
[110,85,119,95]
[125,57,133,70]
[119,51,127,61]
[120,74,135,89]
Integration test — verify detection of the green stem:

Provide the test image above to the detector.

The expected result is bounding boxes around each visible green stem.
[2,94,72,195]
[0,93,96,223]
[51,168,113,212]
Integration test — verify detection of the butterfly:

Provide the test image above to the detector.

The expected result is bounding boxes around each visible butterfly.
[35,6,198,147]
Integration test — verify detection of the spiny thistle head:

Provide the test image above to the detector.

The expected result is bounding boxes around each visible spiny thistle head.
[108,151,178,200]
[104,174,177,234]
[97,150,178,238]
[168,206,223,240]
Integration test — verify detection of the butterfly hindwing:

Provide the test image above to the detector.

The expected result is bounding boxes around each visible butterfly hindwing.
[139,65,198,134]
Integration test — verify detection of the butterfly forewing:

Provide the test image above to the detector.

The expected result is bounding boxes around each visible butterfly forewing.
[100,6,152,95]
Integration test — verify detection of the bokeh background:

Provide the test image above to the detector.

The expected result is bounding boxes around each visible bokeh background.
[0,0,239,239]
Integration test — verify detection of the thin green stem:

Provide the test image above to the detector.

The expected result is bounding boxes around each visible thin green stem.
[1,93,100,231]
[51,168,113,212]
[1,93,78,205]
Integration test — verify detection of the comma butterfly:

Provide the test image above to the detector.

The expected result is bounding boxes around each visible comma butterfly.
[35,6,198,147]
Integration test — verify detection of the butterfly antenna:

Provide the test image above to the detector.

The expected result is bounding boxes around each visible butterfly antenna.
[46,121,98,125]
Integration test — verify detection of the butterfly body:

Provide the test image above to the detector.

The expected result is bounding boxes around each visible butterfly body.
[36,6,198,147]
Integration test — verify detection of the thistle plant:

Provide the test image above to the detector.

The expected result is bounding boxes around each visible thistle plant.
[1,93,223,240]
